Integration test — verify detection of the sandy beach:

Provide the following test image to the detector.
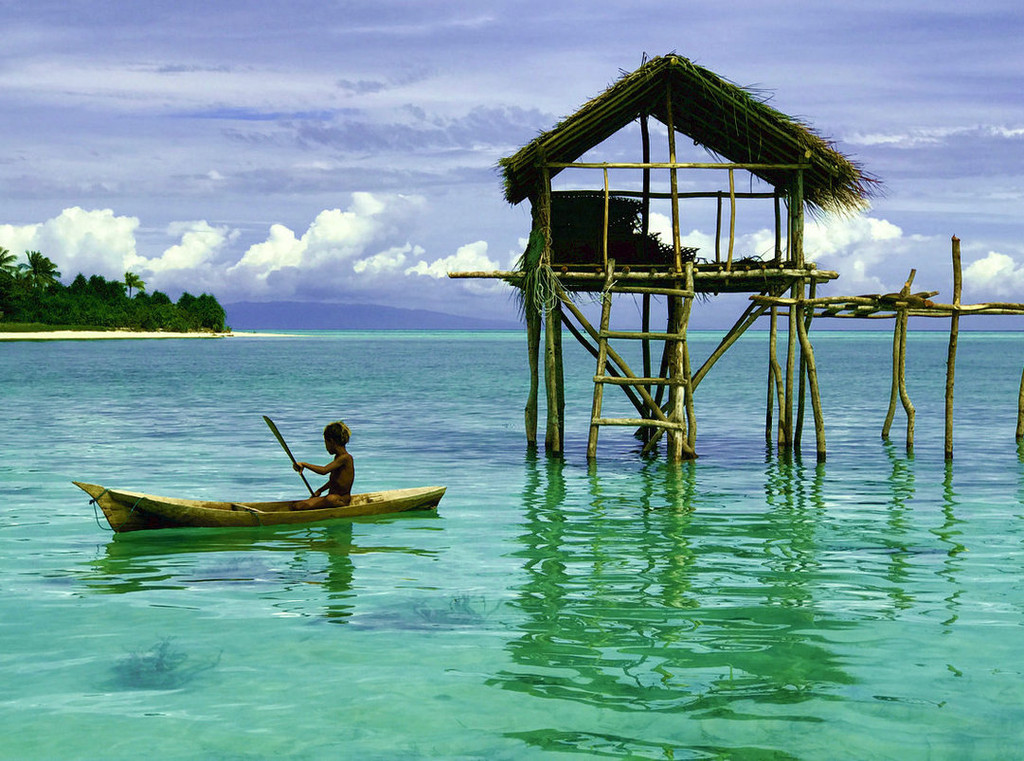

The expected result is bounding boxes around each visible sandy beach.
[0,330,294,341]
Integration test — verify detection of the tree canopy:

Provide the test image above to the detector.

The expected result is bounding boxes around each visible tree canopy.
[0,251,226,331]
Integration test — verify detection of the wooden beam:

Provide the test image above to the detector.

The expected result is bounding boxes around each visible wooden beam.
[546,161,812,171]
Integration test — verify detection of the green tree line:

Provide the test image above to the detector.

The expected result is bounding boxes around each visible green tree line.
[0,248,226,332]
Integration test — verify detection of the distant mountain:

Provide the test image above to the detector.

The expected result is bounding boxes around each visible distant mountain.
[224,301,521,331]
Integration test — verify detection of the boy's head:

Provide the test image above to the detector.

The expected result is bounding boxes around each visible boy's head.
[323,420,351,448]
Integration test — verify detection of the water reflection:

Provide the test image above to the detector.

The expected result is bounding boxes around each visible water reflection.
[491,453,854,739]
[81,521,436,624]
[881,441,917,611]
[933,462,966,628]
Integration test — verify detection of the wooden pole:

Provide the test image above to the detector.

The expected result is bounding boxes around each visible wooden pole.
[691,300,769,389]
[774,191,782,264]
[602,167,610,271]
[715,196,723,264]
[554,282,693,457]
[544,300,561,455]
[897,308,915,451]
[882,308,901,440]
[1016,366,1024,442]
[525,300,540,446]
[793,168,805,267]
[782,170,805,451]
[796,316,807,448]
[785,278,801,451]
[727,168,736,271]
[795,296,826,462]
[682,262,696,451]
[795,279,817,449]
[588,264,615,459]
[539,162,561,456]
[945,235,961,461]
[560,309,646,416]
[769,306,787,448]
[667,287,687,461]
[766,338,775,447]
[640,114,653,430]
[554,300,565,444]
[665,88,682,271]
[882,270,916,450]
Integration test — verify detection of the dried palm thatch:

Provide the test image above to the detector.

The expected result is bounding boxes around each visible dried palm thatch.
[499,54,878,215]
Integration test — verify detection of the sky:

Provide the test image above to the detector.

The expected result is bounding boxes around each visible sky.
[1,0,1022,327]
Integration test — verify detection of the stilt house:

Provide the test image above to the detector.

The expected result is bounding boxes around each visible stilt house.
[453,54,877,460]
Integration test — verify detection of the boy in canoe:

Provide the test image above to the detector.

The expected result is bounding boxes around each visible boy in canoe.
[293,421,354,509]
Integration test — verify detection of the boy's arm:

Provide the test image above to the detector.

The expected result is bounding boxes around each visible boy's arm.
[297,454,347,477]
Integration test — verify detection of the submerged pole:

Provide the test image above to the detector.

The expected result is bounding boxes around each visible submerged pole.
[795,296,826,462]
[1017,367,1024,442]
[544,301,562,455]
[538,161,562,456]
[640,114,653,431]
[768,306,786,448]
[882,270,916,451]
[896,309,915,452]
[945,236,962,461]
[525,303,540,446]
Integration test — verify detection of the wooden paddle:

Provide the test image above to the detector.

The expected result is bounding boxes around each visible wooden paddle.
[263,416,315,496]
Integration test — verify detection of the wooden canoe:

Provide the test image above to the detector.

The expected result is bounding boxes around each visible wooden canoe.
[74,481,445,533]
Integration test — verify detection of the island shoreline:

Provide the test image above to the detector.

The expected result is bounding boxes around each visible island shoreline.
[0,330,297,341]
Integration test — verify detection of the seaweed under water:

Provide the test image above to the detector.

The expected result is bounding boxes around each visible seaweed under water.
[110,637,221,690]
[411,594,501,627]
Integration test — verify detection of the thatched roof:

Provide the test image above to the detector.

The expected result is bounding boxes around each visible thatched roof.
[499,54,878,214]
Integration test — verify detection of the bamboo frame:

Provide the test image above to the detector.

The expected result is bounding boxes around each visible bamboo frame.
[591,189,777,201]
[547,161,812,171]
[553,280,694,457]
[560,311,647,415]
[452,268,840,283]
[692,300,769,389]
[469,56,1024,463]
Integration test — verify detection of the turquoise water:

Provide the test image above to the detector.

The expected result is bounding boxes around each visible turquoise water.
[2,330,1024,759]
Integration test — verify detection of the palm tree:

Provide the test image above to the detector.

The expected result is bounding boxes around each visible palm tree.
[18,251,62,290]
[124,271,146,298]
[0,247,17,279]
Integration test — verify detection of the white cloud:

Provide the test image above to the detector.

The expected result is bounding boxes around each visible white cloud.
[136,220,236,274]
[848,125,1024,148]
[651,208,918,294]
[0,207,139,280]
[963,251,1024,297]
[353,244,421,275]
[405,240,498,278]
[232,223,304,273]
[229,193,422,288]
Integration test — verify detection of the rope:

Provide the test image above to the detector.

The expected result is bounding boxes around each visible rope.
[89,488,112,531]
[88,490,145,532]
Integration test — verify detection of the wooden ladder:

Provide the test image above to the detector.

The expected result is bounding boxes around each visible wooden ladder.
[587,263,697,459]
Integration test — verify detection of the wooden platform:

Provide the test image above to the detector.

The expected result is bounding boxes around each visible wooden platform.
[450,263,837,295]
